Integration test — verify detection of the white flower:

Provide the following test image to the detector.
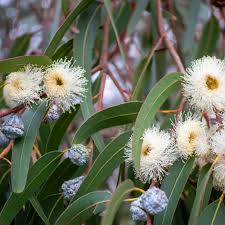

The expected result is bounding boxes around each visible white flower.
[43,59,87,112]
[213,159,225,191]
[174,114,209,158]
[210,129,225,156]
[124,126,178,182]
[182,56,225,112]
[3,66,43,108]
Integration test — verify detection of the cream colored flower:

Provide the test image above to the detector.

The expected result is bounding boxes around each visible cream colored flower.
[43,59,87,112]
[182,56,225,112]
[174,114,209,158]
[3,66,43,108]
[213,159,225,191]
[210,129,225,156]
[124,126,178,182]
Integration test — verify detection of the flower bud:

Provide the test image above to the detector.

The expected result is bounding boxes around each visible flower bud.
[0,114,24,139]
[0,131,10,148]
[130,199,147,221]
[67,144,89,166]
[46,104,61,122]
[61,175,85,200]
[140,187,168,215]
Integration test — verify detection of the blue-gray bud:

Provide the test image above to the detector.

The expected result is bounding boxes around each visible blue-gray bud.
[61,175,85,200]
[46,104,61,122]
[67,144,89,166]
[130,199,147,221]
[0,131,10,148]
[140,187,168,215]
[0,114,24,139]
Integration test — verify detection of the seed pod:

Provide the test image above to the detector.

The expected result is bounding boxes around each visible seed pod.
[0,131,10,148]
[140,187,168,215]
[61,175,85,200]
[1,114,24,139]
[130,199,147,221]
[67,144,89,166]
[46,104,61,122]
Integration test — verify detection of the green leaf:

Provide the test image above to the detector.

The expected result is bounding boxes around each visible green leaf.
[196,16,220,59]
[198,200,225,225]
[0,151,63,225]
[72,102,142,144]
[104,0,126,62]
[45,0,94,57]
[9,34,32,57]
[45,106,79,152]
[132,73,181,170]
[101,180,134,225]
[52,39,73,60]
[127,0,149,35]
[29,196,51,225]
[0,56,52,73]
[74,131,132,200]
[44,0,61,48]
[39,158,80,200]
[188,164,213,225]
[11,102,47,193]
[74,2,104,151]
[54,191,111,225]
[154,158,195,225]
[131,54,153,101]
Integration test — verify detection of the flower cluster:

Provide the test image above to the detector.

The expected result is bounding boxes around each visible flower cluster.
[3,59,87,114]
[125,56,225,192]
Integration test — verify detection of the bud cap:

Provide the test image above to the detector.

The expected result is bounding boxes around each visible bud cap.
[130,199,147,221]
[67,144,89,166]
[1,114,24,139]
[140,187,168,215]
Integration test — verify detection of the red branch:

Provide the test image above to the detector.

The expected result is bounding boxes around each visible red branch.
[0,104,24,118]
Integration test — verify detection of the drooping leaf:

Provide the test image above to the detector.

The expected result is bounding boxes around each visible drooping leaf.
[74,131,132,200]
[38,158,80,200]
[104,0,126,62]
[154,158,195,225]
[198,200,225,225]
[73,2,104,151]
[11,102,47,193]
[196,16,220,59]
[45,106,80,152]
[0,55,52,73]
[45,0,94,57]
[9,34,32,57]
[52,39,73,60]
[0,151,63,225]
[72,102,142,144]
[101,180,134,225]
[54,191,111,225]
[188,164,213,225]
[29,196,51,225]
[132,73,181,170]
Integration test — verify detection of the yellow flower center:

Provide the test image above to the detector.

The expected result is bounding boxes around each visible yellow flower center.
[55,76,64,86]
[142,145,151,156]
[205,75,219,90]
[12,80,20,88]
[188,131,197,146]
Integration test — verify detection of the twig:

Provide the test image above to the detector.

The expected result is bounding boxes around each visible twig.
[0,141,14,159]
[147,215,152,225]
[157,0,186,118]
[106,69,129,101]
[156,0,185,74]
[0,104,25,118]
[91,64,102,75]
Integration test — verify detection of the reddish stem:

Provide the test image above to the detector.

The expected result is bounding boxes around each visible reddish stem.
[0,141,14,159]
[0,104,25,118]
